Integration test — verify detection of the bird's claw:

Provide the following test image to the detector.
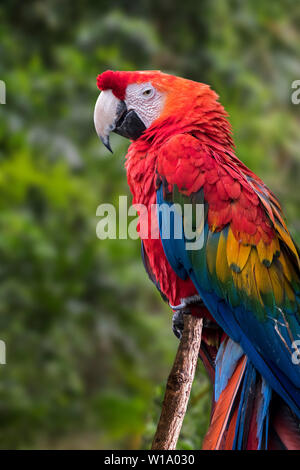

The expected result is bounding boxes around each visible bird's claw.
[172,309,191,339]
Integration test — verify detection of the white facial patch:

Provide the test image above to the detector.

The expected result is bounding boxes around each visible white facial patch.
[125,82,165,129]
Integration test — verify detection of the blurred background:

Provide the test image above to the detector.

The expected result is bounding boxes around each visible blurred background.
[0,0,300,449]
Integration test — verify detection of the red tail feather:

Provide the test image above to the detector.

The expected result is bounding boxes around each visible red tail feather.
[202,357,247,450]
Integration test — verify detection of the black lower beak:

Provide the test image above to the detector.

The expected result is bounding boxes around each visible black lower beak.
[114,101,146,141]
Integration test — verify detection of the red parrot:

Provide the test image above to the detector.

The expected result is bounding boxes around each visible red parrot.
[94,70,300,450]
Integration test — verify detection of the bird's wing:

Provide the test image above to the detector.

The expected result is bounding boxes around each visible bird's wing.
[156,133,300,417]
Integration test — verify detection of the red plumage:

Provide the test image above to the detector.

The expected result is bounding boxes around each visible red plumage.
[97,70,130,100]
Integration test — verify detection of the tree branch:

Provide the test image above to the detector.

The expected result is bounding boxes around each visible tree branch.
[151,314,203,450]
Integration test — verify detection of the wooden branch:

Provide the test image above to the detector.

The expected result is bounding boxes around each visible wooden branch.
[151,315,203,450]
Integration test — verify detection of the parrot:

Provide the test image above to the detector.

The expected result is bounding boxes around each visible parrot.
[94,70,300,450]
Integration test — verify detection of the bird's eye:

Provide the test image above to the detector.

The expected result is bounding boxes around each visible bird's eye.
[142,88,153,97]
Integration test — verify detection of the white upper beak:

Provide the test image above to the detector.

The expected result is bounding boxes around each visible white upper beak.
[94,89,121,152]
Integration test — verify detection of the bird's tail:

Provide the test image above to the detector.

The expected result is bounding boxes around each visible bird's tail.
[202,336,300,450]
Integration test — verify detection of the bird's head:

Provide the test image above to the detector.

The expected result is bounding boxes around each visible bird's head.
[94,70,231,152]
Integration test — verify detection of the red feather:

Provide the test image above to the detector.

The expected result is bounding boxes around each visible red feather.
[202,356,247,450]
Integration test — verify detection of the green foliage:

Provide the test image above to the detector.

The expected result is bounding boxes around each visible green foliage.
[0,0,299,449]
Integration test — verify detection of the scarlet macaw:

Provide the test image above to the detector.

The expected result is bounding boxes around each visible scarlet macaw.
[94,70,300,450]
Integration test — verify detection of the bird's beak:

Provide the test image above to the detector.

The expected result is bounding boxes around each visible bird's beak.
[94,90,146,153]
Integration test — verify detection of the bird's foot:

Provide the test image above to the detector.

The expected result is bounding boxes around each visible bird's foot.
[172,309,191,339]
[171,295,203,339]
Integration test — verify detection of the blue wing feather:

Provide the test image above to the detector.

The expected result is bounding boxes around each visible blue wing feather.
[157,186,300,418]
